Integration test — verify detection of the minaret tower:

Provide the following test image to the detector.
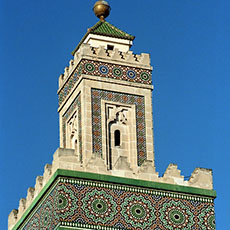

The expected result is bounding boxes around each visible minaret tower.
[57,0,155,175]
[9,1,216,229]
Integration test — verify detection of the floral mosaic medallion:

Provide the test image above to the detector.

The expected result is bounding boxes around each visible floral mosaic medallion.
[39,198,53,229]
[85,63,95,72]
[127,70,136,79]
[82,190,117,224]
[112,67,123,77]
[121,194,155,228]
[99,65,109,74]
[21,178,215,230]
[53,184,78,220]
[140,72,150,81]
[159,200,193,230]
[199,206,216,230]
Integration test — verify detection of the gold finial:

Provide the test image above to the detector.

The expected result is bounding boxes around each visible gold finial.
[93,1,111,21]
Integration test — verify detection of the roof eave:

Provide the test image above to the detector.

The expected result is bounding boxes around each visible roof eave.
[92,31,135,40]
[72,33,135,56]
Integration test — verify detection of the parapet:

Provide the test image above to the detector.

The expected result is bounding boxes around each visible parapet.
[57,44,153,108]
[8,210,18,230]
[8,148,214,229]
[58,43,152,91]
[188,167,213,190]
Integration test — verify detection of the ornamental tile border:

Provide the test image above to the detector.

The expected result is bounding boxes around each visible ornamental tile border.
[82,60,152,85]
[59,178,214,203]
[58,59,152,106]
[19,176,216,230]
[91,88,146,166]
[59,64,82,106]
[62,93,82,161]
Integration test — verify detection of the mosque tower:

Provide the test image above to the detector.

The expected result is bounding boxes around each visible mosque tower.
[9,1,216,229]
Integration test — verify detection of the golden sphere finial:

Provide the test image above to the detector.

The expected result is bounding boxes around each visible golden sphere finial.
[93,1,111,21]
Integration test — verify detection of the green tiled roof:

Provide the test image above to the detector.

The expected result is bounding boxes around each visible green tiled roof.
[72,21,135,55]
[90,21,135,40]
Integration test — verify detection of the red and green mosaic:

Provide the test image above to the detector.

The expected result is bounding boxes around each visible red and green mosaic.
[91,89,146,166]
[19,177,216,230]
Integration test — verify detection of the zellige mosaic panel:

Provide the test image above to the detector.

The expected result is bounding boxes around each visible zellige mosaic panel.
[21,177,216,230]
[91,89,146,166]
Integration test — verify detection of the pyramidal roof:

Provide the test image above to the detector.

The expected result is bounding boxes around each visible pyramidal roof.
[72,21,135,55]
[89,21,135,40]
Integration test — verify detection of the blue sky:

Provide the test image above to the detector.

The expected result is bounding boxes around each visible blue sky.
[1,0,230,229]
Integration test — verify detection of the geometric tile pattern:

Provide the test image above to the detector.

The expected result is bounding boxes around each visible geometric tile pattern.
[62,93,82,161]
[91,89,146,166]
[58,59,152,106]
[82,60,152,85]
[59,64,82,106]
[21,177,216,230]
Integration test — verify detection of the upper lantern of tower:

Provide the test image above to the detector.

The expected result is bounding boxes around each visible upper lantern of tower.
[72,1,135,55]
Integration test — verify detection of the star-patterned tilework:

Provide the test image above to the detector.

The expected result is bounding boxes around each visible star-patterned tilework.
[20,177,216,230]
